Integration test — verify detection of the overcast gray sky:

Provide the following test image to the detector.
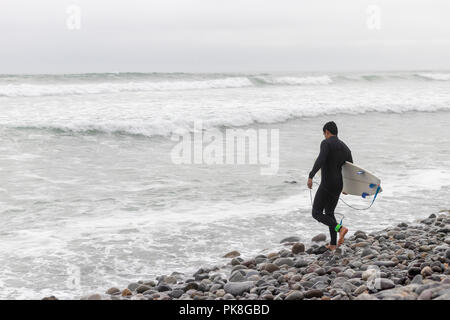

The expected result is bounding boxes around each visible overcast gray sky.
[1,0,450,74]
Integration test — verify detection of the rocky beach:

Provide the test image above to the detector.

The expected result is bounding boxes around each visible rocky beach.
[44,210,450,300]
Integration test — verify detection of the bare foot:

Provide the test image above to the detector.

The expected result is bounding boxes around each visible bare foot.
[325,244,337,251]
[338,226,348,246]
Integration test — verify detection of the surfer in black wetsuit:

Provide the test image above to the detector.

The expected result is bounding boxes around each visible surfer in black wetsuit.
[307,121,353,250]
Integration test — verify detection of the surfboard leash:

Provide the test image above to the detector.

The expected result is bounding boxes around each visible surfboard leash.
[309,181,381,211]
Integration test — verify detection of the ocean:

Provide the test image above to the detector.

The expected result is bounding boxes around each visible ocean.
[0,71,449,299]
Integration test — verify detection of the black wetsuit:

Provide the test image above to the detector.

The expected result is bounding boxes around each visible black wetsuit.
[309,135,353,245]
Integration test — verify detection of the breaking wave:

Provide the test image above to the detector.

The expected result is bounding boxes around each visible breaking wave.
[1,72,450,97]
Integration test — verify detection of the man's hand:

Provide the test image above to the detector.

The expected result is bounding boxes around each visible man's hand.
[307,178,313,189]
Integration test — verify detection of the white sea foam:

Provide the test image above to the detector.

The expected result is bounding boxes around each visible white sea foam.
[0,77,254,97]
[254,75,333,85]
[416,73,450,81]
[2,72,450,98]
[5,101,449,138]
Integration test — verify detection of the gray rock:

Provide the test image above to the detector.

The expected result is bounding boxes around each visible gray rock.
[419,245,432,252]
[408,267,421,277]
[169,289,184,299]
[434,293,450,300]
[183,282,199,291]
[280,236,300,243]
[273,257,294,267]
[394,233,406,240]
[361,248,373,257]
[246,275,261,281]
[223,293,235,300]
[263,263,280,273]
[354,231,368,240]
[294,260,309,268]
[285,290,304,300]
[304,289,323,299]
[355,293,378,300]
[223,250,240,258]
[312,245,328,254]
[417,288,433,300]
[127,282,140,291]
[230,258,242,266]
[224,281,254,297]
[373,260,397,267]
[445,249,450,260]
[136,285,151,294]
[229,271,246,282]
[157,284,172,292]
[411,274,423,285]
[354,285,367,295]
[421,266,433,277]
[376,278,395,290]
[292,243,305,254]
[312,233,327,242]
[106,287,120,295]
[162,276,177,284]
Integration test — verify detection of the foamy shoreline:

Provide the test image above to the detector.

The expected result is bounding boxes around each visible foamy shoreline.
[44,210,450,300]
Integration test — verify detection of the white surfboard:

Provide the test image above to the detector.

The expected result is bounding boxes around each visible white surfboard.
[342,162,382,198]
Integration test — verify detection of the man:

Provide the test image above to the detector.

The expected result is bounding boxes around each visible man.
[307,121,352,250]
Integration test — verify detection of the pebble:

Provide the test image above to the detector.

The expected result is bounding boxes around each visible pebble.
[421,266,433,277]
[183,282,199,291]
[292,243,305,254]
[419,245,432,252]
[361,248,373,257]
[229,271,246,282]
[157,284,172,292]
[215,289,225,297]
[263,263,280,273]
[377,278,395,290]
[224,281,254,297]
[445,249,450,260]
[280,236,301,244]
[295,260,308,268]
[169,289,184,299]
[373,260,397,267]
[127,283,140,291]
[136,285,151,294]
[78,212,450,301]
[356,293,378,300]
[411,274,423,284]
[304,289,323,298]
[121,288,132,296]
[285,290,304,300]
[311,233,327,242]
[223,250,240,258]
[274,258,294,267]
[106,287,120,295]
[354,285,367,295]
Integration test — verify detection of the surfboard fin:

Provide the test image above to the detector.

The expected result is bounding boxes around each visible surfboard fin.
[369,183,377,188]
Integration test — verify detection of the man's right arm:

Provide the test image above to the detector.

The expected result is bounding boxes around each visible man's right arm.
[347,150,353,163]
